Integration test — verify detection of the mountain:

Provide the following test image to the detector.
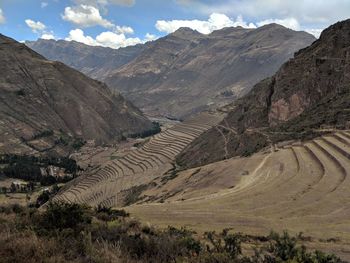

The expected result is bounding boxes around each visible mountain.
[27,26,315,119]
[26,39,146,80]
[105,25,315,118]
[177,19,350,169]
[0,34,153,156]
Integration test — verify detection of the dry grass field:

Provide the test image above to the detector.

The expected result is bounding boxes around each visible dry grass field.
[126,131,350,261]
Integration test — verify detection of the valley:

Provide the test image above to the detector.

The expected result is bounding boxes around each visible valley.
[1,3,350,261]
[53,112,224,207]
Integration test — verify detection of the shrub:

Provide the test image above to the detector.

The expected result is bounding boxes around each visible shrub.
[36,190,51,207]
[38,202,92,233]
[129,122,161,139]
[35,185,60,207]
[0,204,344,263]
[95,205,129,221]
[224,233,242,259]
[264,231,344,263]
[15,89,25,96]
[32,129,54,140]
[72,138,86,150]
[122,184,149,206]
[268,231,299,261]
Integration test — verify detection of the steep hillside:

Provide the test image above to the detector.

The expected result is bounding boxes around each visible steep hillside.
[177,19,350,168]
[26,39,146,80]
[0,34,153,156]
[105,25,315,118]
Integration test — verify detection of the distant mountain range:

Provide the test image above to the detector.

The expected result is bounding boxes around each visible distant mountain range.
[26,39,147,80]
[177,19,350,169]
[27,24,315,118]
[0,34,153,156]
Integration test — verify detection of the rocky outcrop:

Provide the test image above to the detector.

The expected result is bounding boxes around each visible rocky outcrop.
[0,34,153,156]
[268,91,311,124]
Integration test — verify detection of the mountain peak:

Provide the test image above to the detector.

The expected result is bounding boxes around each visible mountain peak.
[170,27,203,38]
[259,23,287,30]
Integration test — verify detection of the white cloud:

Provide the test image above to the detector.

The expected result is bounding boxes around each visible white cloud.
[144,33,157,42]
[116,25,134,34]
[41,2,48,8]
[256,17,300,31]
[107,0,135,6]
[65,28,153,49]
[25,19,46,33]
[40,33,55,40]
[181,0,350,29]
[25,18,56,39]
[156,13,325,38]
[62,5,114,28]
[156,13,256,34]
[96,31,141,48]
[73,0,135,7]
[305,28,323,38]
[66,28,98,46]
[0,8,5,24]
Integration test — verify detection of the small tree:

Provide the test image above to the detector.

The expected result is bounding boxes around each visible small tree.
[40,202,92,233]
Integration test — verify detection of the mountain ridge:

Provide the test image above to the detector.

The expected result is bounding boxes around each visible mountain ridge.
[26,39,147,80]
[27,25,316,118]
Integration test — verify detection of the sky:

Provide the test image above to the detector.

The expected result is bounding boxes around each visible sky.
[0,0,349,49]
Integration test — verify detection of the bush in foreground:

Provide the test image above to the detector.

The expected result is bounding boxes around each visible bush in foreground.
[0,202,345,263]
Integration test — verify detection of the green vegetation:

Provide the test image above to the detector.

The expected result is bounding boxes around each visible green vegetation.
[72,138,86,150]
[0,154,79,190]
[0,202,344,263]
[129,121,161,139]
[122,183,153,206]
[95,205,130,221]
[54,131,86,150]
[35,184,61,207]
[15,89,25,96]
[32,129,54,140]
[160,165,179,184]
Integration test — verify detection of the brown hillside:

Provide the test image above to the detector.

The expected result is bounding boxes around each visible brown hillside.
[26,39,146,80]
[105,25,315,118]
[0,34,153,156]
